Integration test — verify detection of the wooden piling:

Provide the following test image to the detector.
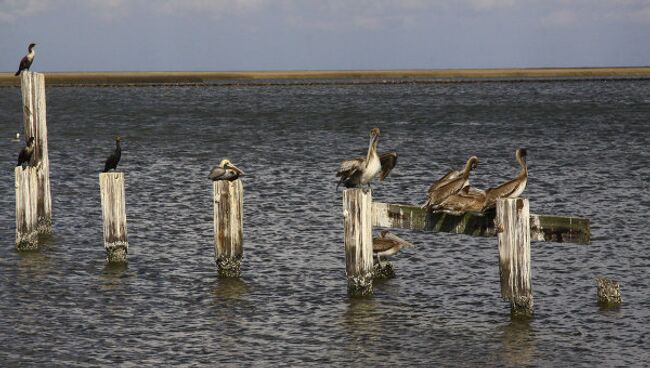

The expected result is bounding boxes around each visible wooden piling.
[496,198,533,316]
[15,167,39,250]
[99,172,128,263]
[21,72,52,233]
[596,277,621,305]
[343,189,374,296]
[213,179,244,277]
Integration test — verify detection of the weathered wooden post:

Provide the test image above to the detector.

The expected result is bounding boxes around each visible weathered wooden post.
[596,277,621,306]
[343,189,374,296]
[99,172,128,263]
[496,198,533,316]
[21,71,52,233]
[15,167,39,250]
[213,179,244,277]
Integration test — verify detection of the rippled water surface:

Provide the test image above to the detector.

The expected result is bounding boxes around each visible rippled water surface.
[1,80,650,366]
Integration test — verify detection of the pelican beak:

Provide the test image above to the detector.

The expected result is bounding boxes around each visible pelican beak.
[229,163,244,175]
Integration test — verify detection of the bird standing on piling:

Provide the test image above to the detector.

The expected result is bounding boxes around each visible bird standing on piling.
[483,148,528,209]
[17,136,35,168]
[372,230,415,265]
[103,136,122,172]
[424,156,479,209]
[209,159,244,181]
[336,128,397,189]
[15,43,36,76]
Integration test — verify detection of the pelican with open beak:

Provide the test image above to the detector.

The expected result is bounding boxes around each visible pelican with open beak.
[209,159,244,181]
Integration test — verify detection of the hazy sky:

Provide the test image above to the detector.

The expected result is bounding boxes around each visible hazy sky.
[1,0,649,72]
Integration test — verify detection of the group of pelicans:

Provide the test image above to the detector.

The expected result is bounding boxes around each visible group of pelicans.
[333,127,529,264]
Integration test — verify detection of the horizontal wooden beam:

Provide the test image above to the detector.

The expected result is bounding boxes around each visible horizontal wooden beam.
[371,202,590,245]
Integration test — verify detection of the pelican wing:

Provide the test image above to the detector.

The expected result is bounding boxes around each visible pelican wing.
[427,169,461,195]
[484,176,527,208]
[382,231,415,248]
[440,187,486,212]
[378,151,398,181]
[425,176,468,208]
[336,157,364,178]
[208,166,226,180]
[372,238,397,252]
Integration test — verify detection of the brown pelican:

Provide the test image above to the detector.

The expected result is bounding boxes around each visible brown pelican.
[336,128,382,189]
[439,186,487,212]
[424,156,479,209]
[103,136,122,172]
[484,148,528,209]
[15,43,36,76]
[372,230,415,265]
[209,159,244,181]
[16,136,35,168]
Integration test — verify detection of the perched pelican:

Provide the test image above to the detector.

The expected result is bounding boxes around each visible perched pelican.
[439,186,487,213]
[103,136,122,172]
[209,159,244,181]
[15,43,36,76]
[337,128,396,189]
[484,148,528,209]
[12,133,20,142]
[16,136,35,168]
[373,230,415,265]
[424,156,479,209]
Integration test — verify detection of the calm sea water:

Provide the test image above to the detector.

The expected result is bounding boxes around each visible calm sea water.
[1,80,649,367]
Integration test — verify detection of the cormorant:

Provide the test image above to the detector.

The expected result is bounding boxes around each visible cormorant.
[15,43,36,76]
[17,136,35,168]
[103,136,122,172]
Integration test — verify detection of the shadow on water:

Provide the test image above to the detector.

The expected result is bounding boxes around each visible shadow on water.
[342,296,384,336]
[497,318,536,367]
[16,249,51,280]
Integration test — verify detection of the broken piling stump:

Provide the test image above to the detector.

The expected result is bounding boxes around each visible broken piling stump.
[99,172,128,263]
[15,167,39,250]
[596,277,621,305]
[213,179,244,278]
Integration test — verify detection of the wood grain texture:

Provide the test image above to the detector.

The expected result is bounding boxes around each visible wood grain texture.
[497,198,533,316]
[21,72,52,233]
[99,172,128,263]
[213,179,244,277]
[343,189,374,296]
[15,167,39,250]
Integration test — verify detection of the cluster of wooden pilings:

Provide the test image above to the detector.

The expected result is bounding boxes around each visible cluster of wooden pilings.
[14,73,244,275]
[13,72,606,313]
[343,188,591,316]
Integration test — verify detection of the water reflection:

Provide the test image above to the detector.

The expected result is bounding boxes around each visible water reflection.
[498,319,536,367]
[212,278,250,300]
[17,249,51,281]
[100,262,129,290]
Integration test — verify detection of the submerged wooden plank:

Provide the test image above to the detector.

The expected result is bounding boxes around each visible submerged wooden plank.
[372,202,590,245]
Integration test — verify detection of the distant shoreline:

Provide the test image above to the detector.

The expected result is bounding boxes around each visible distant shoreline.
[1,67,650,86]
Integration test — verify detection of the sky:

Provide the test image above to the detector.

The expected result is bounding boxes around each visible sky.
[1,0,649,72]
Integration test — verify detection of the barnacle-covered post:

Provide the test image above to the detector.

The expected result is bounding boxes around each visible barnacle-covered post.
[343,188,374,296]
[15,166,39,250]
[21,71,52,233]
[496,198,533,317]
[99,172,128,263]
[213,179,244,277]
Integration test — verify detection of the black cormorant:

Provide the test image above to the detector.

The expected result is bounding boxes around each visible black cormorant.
[17,136,35,168]
[103,136,122,172]
[15,43,36,76]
